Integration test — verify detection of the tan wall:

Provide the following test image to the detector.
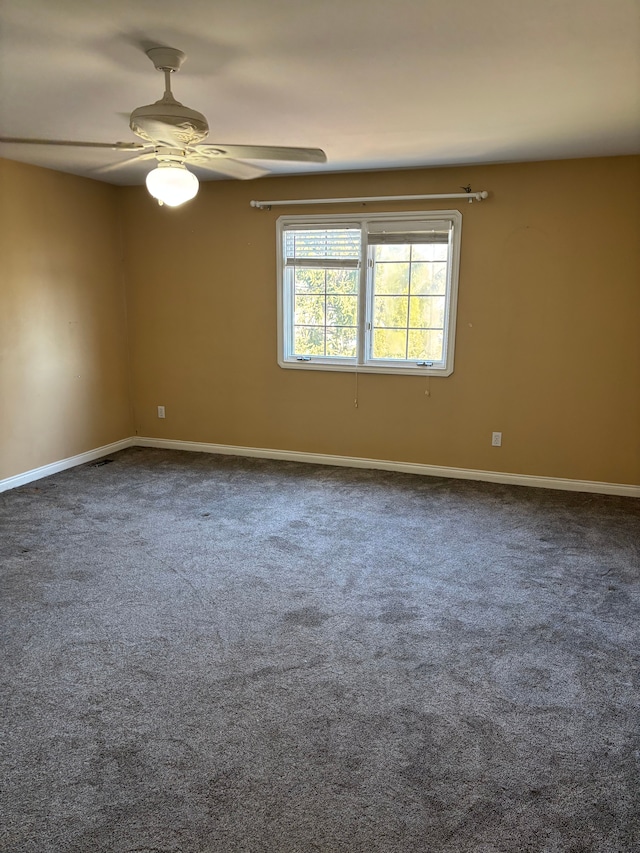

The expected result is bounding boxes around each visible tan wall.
[0,159,133,480]
[122,156,639,486]
[2,156,637,486]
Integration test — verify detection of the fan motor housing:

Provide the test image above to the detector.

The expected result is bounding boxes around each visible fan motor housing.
[129,101,210,147]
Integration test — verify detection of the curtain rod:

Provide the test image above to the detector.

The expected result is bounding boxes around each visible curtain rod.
[249,190,489,209]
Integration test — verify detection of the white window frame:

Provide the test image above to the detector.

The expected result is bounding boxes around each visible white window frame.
[276,210,462,376]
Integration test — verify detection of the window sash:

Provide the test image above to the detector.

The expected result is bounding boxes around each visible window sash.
[365,236,452,366]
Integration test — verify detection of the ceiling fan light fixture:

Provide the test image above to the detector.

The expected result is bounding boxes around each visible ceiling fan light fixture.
[145,162,199,207]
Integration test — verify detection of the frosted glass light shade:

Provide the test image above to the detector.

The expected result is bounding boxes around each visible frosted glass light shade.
[145,163,199,207]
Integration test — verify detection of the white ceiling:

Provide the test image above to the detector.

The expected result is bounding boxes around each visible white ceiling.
[1,0,639,185]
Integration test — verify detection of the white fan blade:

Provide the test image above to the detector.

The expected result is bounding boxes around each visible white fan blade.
[92,151,157,175]
[188,157,269,180]
[0,137,145,150]
[196,144,327,163]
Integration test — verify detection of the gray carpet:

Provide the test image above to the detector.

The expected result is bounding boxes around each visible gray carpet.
[1,447,639,853]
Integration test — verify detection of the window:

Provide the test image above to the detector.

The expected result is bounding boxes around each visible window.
[277,210,462,376]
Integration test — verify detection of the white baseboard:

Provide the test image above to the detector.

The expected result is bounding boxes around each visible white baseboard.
[1,435,638,498]
[135,436,640,498]
[0,438,134,493]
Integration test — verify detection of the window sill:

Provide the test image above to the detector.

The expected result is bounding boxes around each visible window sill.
[278,358,453,377]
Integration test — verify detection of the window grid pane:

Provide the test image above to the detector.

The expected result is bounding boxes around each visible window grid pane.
[372,243,447,361]
[292,266,359,358]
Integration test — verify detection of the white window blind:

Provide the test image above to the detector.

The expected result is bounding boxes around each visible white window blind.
[283,227,361,269]
[367,220,452,244]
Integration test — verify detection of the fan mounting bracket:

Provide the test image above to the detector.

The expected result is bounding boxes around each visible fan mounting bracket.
[154,146,188,163]
[146,47,186,73]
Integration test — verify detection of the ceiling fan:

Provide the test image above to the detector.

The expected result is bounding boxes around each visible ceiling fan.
[0,46,327,207]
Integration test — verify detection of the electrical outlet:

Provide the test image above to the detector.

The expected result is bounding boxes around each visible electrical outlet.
[157,406,166,419]
[492,431,502,447]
